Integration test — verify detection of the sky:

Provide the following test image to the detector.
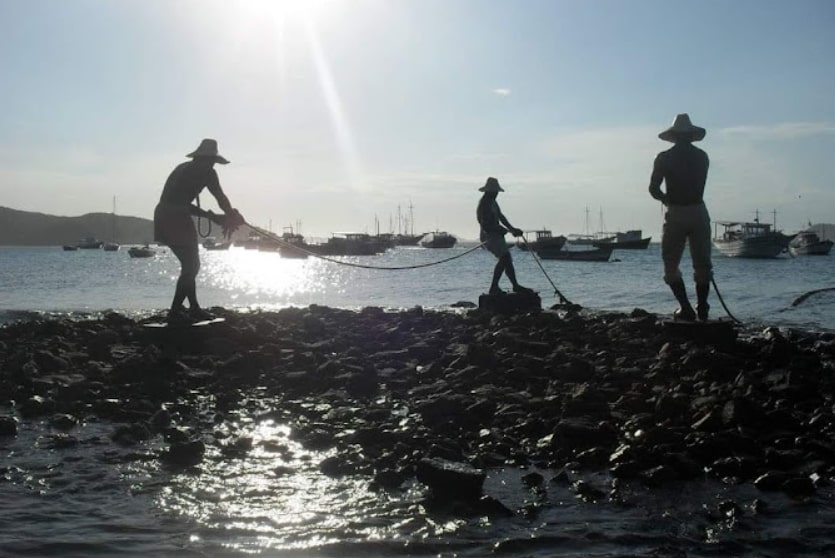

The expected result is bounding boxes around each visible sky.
[1,0,834,241]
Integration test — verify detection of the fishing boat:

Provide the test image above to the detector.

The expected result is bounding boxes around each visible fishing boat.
[517,229,567,252]
[128,245,155,258]
[592,230,651,249]
[713,214,791,258]
[420,231,457,248]
[311,233,385,256]
[278,227,311,259]
[536,245,614,262]
[567,207,614,245]
[789,230,833,256]
[77,237,104,249]
[393,201,423,246]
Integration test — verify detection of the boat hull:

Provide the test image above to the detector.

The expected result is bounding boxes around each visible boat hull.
[713,234,789,258]
[592,237,651,249]
[790,240,833,256]
[536,246,613,262]
[518,236,567,252]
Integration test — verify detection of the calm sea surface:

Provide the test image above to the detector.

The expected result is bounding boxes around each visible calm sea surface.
[0,243,833,331]
[1,244,835,557]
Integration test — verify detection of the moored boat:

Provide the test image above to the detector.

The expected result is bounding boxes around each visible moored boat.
[128,245,155,258]
[77,237,104,249]
[62,245,78,251]
[517,229,567,252]
[593,230,651,249]
[278,227,311,259]
[713,219,790,258]
[310,233,385,256]
[420,231,457,248]
[536,245,613,262]
[789,230,833,256]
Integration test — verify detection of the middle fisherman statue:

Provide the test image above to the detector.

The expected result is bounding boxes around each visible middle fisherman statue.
[476,177,533,296]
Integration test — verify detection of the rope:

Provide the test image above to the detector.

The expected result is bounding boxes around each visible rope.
[195,196,212,239]
[711,276,742,324]
[244,222,487,270]
[520,237,575,306]
[791,286,835,307]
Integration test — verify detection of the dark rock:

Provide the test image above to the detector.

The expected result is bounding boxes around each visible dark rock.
[521,471,545,488]
[38,433,79,449]
[49,413,79,430]
[371,469,407,490]
[753,471,793,491]
[163,439,205,466]
[478,291,541,313]
[0,416,18,436]
[34,350,69,371]
[782,476,815,497]
[416,457,485,499]
[111,423,152,446]
[571,480,604,502]
[19,395,55,418]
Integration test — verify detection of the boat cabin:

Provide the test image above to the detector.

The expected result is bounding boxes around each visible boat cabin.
[714,221,774,241]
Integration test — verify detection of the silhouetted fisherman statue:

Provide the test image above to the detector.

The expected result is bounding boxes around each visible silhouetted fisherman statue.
[476,177,536,309]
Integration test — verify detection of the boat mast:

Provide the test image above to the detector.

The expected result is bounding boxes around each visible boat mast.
[409,200,415,236]
[111,196,117,243]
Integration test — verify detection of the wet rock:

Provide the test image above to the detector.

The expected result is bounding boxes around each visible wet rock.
[371,469,407,490]
[571,480,605,502]
[49,413,79,430]
[111,423,152,446]
[0,416,18,436]
[753,471,793,491]
[782,476,815,497]
[38,433,79,449]
[416,457,485,499]
[149,408,172,433]
[34,350,69,372]
[19,395,55,418]
[521,471,545,489]
[163,439,205,467]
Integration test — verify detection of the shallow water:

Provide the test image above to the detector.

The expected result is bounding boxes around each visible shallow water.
[3,398,835,558]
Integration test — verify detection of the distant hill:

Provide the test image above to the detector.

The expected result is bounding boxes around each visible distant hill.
[0,206,154,246]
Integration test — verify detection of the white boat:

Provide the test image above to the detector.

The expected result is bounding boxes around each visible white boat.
[789,230,833,256]
[713,218,791,258]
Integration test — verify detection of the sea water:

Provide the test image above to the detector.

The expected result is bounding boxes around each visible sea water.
[0,243,833,331]
[1,244,835,557]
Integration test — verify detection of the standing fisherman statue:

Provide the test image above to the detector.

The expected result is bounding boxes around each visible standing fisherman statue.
[648,114,713,321]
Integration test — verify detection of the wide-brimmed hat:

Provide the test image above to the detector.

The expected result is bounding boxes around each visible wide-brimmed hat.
[658,114,706,143]
[186,139,230,164]
[479,177,504,192]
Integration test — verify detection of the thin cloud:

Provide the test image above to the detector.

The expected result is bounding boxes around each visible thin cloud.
[491,88,511,96]
[718,122,835,140]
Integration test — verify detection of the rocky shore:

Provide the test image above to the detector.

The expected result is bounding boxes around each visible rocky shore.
[2,305,834,506]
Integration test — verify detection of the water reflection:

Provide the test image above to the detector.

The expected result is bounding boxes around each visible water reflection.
[153,418,427,553]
